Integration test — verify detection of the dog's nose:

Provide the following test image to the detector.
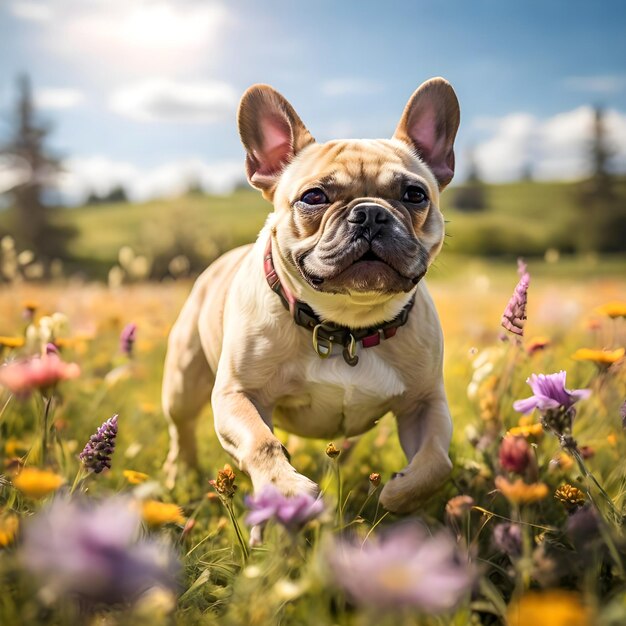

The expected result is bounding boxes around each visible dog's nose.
[347,204,388,239]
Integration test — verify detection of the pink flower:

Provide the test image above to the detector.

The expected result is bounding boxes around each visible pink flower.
[327,524,475,613]
[513,371,591,415]
[245,485,324,531]
[499,435,532,474]
[0,355,80,396]
[501,265,530,337]
[120,323,137,357]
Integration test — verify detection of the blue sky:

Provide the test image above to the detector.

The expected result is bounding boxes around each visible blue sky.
[1,0,626,202]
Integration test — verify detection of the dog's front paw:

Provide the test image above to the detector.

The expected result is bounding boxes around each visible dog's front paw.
[379,452,452,514]
[252,463,319,500]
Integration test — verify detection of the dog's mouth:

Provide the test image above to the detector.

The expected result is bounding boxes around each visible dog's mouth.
[355,249,385,263]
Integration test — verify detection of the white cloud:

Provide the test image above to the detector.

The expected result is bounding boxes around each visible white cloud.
[35,88,84,109]
[321,78,384,97]
[472,106,626,182]
[9,1,53,21]
[564,74,626,94]
[109,80,237,123]
[55,156,245,205]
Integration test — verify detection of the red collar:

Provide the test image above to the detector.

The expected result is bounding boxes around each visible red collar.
[264,238,415,366]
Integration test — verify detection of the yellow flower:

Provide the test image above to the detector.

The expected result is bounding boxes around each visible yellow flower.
[0,514,19,547]
[141,500,185,526]
[124,469,149,484]
[571,347,624,366]
[13,467,64,499]
[550,452,574,472]
[495,476,549,504]
[508,421,544,440]
[595,301,626,318]
[507,591,594,626]
[4,438,29,457]
[555,484,585,512]
[0,336,25,349]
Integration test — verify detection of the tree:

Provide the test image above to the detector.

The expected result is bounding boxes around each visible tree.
[0,74,74,260]
[576,105,625,253]
[453,147,487,212]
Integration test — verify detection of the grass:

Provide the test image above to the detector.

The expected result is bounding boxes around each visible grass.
[0,264,625,624]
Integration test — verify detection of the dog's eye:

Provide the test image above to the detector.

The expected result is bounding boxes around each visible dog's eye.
[402,186,428,204]
[300,188,329,205]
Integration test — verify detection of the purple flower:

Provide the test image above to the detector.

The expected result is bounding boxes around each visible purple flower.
[493,523,522,557]
[21,496,179,605]
[621,400,626,430]
[120,323,137,357]
[79,414,118,473]
[501,263,530,336]
[513,371,591,415]
[244,485,324,531]
[327,524,475,613]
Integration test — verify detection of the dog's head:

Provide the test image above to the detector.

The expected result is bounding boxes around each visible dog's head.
[238,78,459,318]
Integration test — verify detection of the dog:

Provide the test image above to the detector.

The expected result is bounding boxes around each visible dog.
[162,77,460,515]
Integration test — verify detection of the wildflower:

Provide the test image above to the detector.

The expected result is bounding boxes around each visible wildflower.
[141,500,185,527]
[22,300,39,321]
[0,336,25,349]
[499,435,532,474]
[595,301,626,318]
[325,442,341,459]
[209,464,237,498]
[492,523,522,557]
[0,354,80,396]
[555,484,585,512]
[445,495,474,519]
[120,323,137,357]
[494,476,548,504]
[501,262,530,337]
[526,336,550,355]
[507,591,594,626]
[571,347,624,368]
[4,438,28,457]
[0,514,19,547]
[513,371,590,448]
[13,467,64,499]
[245,485,324,531]
[327,524,475,613]
[45,342,59,355]
[369,472,381,487]
[549,452,574,472]
[21,496,179,604]
[123,469,149,484]
[79,414,118,473]
[508,421,544,440]
[621,400,626,430]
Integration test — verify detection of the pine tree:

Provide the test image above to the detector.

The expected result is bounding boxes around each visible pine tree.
[0,74,74,260]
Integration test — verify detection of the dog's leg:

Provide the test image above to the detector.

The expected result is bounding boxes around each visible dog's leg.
[211,387,319,498]
[379,383,453,513]
[162,296,214,489]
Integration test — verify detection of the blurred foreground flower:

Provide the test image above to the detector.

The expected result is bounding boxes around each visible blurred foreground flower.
[595,301,626,318]
[501,260,530,337]
[492,522,522,557]
[120,323,137,357]
[141,500,185,527]
[507,590,594,626]
[245,485,324,532]
[0,354,80,396]
[327,524,475,613]
[79,414,118,473]
[21,497,179,604]
[13,467,64,499]
[571,347,624,368]
[0,336,25,350]
[495,476,548,504]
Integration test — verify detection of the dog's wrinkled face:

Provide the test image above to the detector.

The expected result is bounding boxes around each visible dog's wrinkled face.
[238,78,460,297]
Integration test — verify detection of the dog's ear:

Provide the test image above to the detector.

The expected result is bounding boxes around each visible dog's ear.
[238,85,315,196]
[393,77,460,189]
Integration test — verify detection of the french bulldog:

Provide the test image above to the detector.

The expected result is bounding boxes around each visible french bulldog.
[162,77,460,515]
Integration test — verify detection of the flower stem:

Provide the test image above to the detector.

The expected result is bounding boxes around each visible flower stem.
[41,394,53,465]
[223,498,249,561]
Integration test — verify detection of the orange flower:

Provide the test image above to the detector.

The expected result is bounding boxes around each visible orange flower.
[571,347,624,367]
[526,336,550,355]
[507,591,594,626]
[495,476,549,504]
[595,301,626,319]
[123,470,149,485]
[0,514,19,547]
[13,467,64,499]
[141,500,185,526]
